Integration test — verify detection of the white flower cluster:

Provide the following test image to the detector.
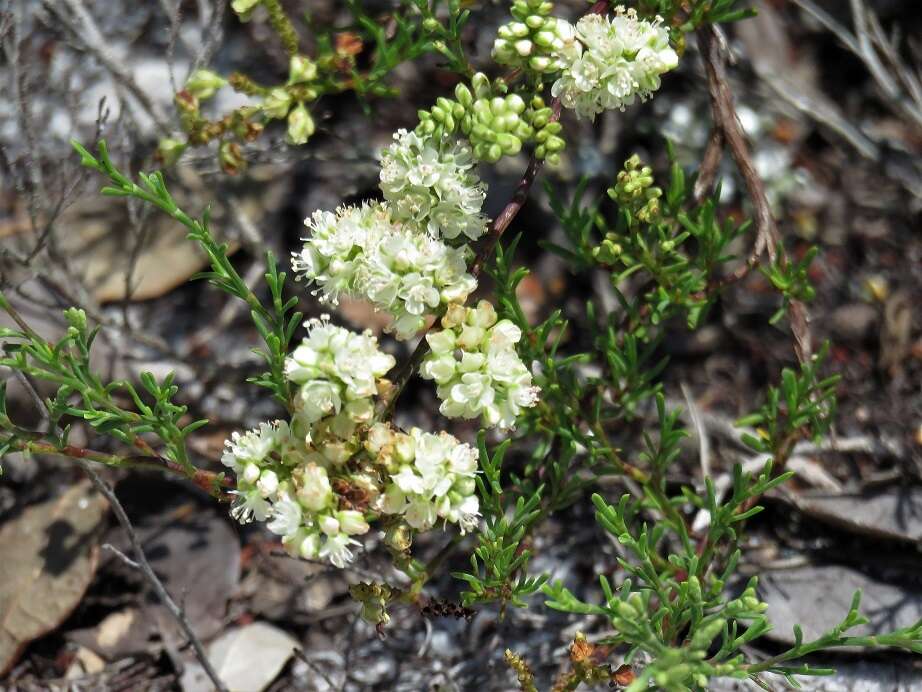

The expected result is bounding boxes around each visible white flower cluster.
[222,319,396,567]
[551,8,679,120]
[372,425,480,535]
[222,318,482,566]
[293,203,477,339]
[420,301,539,430]
[285,316,395,431]
[380,129,488,242]
[221,418,371,568]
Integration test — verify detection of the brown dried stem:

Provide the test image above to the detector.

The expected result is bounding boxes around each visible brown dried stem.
[697,25,811,362]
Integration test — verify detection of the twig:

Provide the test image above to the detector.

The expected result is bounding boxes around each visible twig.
[849,0,922,130]
[76,461,229,692]
[697,24,812,362]
[190,0,227,76]
[5,364,228,687]
[680,382,710,480]
[42,0,172,134]
[692,127,724,204]
[2,435,233,498]
[791,0,922,131]
[698,25,779,266]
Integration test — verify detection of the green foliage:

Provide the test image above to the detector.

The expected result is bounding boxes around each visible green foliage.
[344,0,473,90]
[636,0,756,29]
[0,300,205,472]
[71,140,302,407]
[544,461,922,690]
[736,342,841,458]
[761,246,818,324]
[453,435,547,610]
[548,150,748,332]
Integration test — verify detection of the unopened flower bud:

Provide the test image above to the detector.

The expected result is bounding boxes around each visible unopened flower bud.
[337,510,370,535]
[299,532,321,559]
[384,522,413,552]
[156,138,187,166]
[185,69,226,99]
[288,55,318,85]
[262,88,292,119]
[286,103,315,145]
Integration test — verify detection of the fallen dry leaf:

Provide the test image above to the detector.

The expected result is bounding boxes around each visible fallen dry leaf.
[0,481,109,675]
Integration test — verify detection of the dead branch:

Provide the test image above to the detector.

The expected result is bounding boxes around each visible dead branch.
[697,24,812,363]
[78,461,229,692]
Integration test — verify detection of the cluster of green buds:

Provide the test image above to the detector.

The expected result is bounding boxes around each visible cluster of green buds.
[492,0,576,74]
[158,54,322,172]
[161,69,264,171]
[723,577,769,618]
[258,54,320,145]
[416,74,565,164]
[349,582,396,627]
[608,154,663,223]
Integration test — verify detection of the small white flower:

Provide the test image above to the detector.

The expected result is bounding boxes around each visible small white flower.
[267,496,303,538]
[230,489,269,524]
[420,301,539,429]
[381,484,407,514]
[393,466,426,495]
[221,420,289,472]
[257,469,279,498]
[294,204,477,340]
[383,428,480,534]
[320,533,360,568]
[404,497,438,531]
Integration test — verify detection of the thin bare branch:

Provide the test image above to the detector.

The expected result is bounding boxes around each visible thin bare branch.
[42,0,172,134]
[77,461,229,692]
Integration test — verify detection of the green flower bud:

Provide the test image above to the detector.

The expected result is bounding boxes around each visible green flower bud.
[525,14,544,29]
[509,21,530,38]
[288,54,318,85]
[184,69,226,99]
[63,307,87,333]
[231,0,259,19]
[262,87,292,119]
[422,17,441,33]
[286,103,315,144]
[156,138,187,166]
[471,72,491,97]
[506,93,526,114]
[496,133,521,155]
[514,39,533,56]
[528,55,550,72]
[218,140,245,175]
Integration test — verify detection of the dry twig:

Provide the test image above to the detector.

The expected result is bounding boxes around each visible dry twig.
[697,24,812,363]
[78,461,229,692]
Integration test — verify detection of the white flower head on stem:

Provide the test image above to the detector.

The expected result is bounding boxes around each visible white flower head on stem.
[551,7,678,120]
[380,130,488,241]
